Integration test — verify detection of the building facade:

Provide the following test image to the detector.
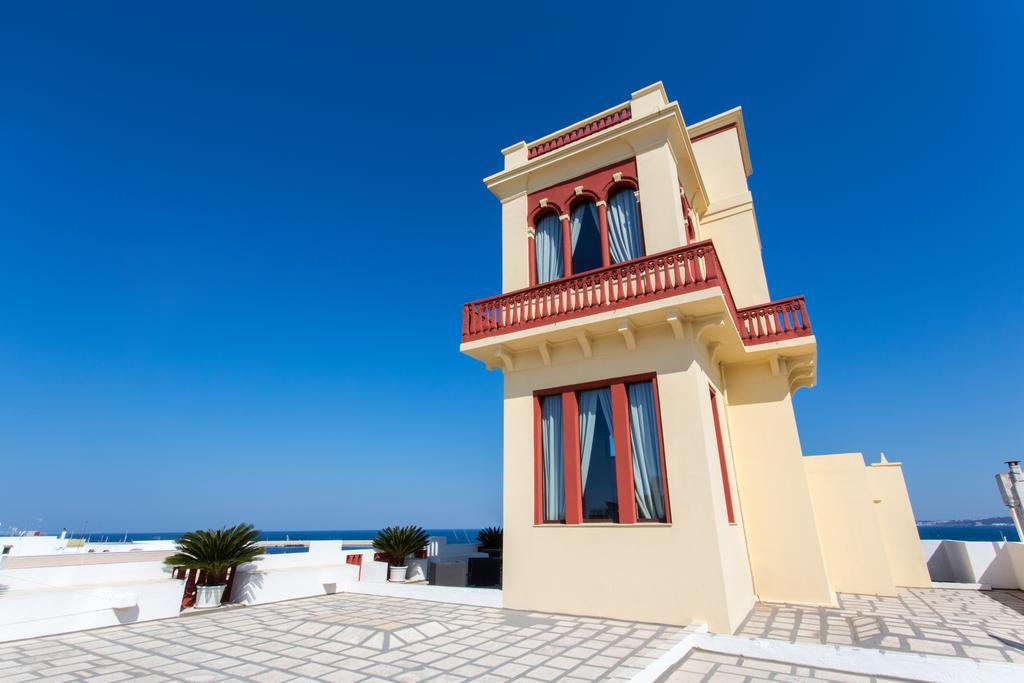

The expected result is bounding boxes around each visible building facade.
[460,83,928,632]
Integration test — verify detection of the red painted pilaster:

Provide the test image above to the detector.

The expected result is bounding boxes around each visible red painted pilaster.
[598,201,610,266]
[682,193,694,242]
[562,391,583,525]
[611,382,637,524]
[560,215,573,277]
[709,387,735,524]
[527,227,538,287]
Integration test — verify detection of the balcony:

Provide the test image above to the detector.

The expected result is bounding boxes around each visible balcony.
[461,241,812,354]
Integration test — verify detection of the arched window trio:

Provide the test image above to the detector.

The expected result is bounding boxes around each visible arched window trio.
[529,185,644,286]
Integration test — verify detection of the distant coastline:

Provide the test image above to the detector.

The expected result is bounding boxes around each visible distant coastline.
[916,516,1014,527]
[20,522,1021,545]
[37,528,485,545]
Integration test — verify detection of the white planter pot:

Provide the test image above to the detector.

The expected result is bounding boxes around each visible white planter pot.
[389,565,408,582]
[195,583,226,608]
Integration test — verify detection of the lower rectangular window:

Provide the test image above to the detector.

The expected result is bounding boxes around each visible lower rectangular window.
[579,387,616,522]
[535,374,670,525]
[540,395,565,523]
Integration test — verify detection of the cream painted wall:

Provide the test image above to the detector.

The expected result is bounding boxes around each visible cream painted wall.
[635,142,687,254]
[803,454,897,596]
[690,129,770,307]
[702,368,759,628]
[722,362,834,606]
[501,191,529,293]
[866,463,932,588]
[501,326,755,633]
[691,128,749,200]
[698,207,770,307]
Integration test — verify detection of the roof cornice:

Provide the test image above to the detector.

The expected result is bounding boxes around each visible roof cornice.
[686,107,753,177]
[484,99,711,213]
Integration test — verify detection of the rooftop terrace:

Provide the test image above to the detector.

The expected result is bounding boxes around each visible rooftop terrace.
[0,593,686,681]
[3,588,1024,681]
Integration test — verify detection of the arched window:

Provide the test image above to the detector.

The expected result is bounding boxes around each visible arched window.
[535,213,564,284]
[570,201,602,274]
[607,188,643,263]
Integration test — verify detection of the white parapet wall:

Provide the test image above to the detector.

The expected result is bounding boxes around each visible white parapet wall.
[0,553,185,642]
[922,540,1024,588]
[230,542,362,606]
[0,538,504,642]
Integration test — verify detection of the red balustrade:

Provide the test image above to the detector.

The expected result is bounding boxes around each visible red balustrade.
[736,296,811,343]
[528,107,632,159]
[461,241,813,347]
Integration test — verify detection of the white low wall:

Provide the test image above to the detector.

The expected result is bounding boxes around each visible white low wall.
[230,541,363,606]
[0,538,503,642]
[922,540,1024,588]
[0,553,186,643]
[0,555,173,589]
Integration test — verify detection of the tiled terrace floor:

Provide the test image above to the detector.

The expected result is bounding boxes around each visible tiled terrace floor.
[736,588,1024,663]
[0,593,688,682]
[658,649,907,683]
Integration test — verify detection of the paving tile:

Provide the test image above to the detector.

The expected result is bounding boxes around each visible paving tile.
[20,588,1016,683]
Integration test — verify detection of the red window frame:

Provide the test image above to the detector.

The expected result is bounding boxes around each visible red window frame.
[533,373,671,525]
[526,158,644,286]
[709,386,736,524]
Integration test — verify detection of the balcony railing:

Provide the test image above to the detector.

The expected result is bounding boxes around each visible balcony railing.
[461,241,812,346]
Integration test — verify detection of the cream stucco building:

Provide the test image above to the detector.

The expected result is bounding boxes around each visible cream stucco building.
[460,83,929,633]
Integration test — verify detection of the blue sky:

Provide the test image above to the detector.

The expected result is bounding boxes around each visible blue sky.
[1,2,1021,532]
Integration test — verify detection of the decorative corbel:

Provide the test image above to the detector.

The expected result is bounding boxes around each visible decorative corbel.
[537,341,551,366]
[575,330,592,358]
[493,345,515,372]
[789,372,816,394]
[707,342,722,366]
[617,320,636,350]
[665,310,686,341]
[786,355,816,378]
[694,314,725,344]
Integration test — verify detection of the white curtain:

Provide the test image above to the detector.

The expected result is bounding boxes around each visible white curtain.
[541,395,565,522]
[628,382,666,521]
[535,214,563,283]
[608,189,643,263]
[578,388,613,493]
[570,202,599,256]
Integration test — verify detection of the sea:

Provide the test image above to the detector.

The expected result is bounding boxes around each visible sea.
[916,524,1019,542]
[61,525,1022,548]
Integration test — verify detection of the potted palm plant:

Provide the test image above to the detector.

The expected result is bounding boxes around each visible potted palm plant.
[164,523,264,608]
[476,526,502,559]
[372,525,428,582]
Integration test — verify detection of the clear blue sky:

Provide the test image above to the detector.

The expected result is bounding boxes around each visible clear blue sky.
[1,2,1021,532]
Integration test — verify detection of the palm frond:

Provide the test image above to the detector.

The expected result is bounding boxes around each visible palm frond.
[372,525,429,565]
[476,526,502,549]
[164,523,264,583]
